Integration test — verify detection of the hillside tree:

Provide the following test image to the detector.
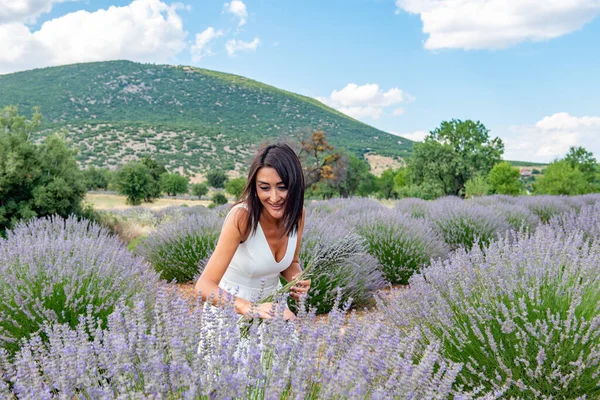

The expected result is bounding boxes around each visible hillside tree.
[297,130,341,189]
[160,173,189,196]
[487,161,522,195]
[206,170,228,188]
[225,177,246,200]
[191,183,209,199]
[534,160,589,195]
[408,120,504,197]
[115,161,157,205]
[0,106,86,232]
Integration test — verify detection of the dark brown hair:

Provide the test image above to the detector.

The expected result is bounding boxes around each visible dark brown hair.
[236,143,304,238]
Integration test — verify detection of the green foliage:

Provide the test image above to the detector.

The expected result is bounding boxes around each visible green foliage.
[463,175,490,198]
[531,168,541,175]
[191,183,209,199]
[211,192,228,206]
[408,120,504,197]
[376,168,398,199]
[115,161,157,205]
[564,146,598,186]
[82,167,112,190]
[206,170,228,189]
[356,172,377,197]
[0,106,86,232]
[487,162,521,195]
[160,173,189,196]
[140,155,166,202]
[225,177,246,200]
[337,154,372,197]
[534,160,590,195]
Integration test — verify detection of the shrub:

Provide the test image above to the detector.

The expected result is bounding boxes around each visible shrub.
[427,196,510,250]
[206,170,228,188]
[0,216,159,354]
[550,203,600,243]
[191,182,209,199]
[114,161,158,205]
[379,226,600,398]
[353,209,448,284]
[137,213,222,282]
[159,173,189,196]
[394,197,429,218]
[488,202,541,232]
[299,209,386,313]
[225,177,246,200]
[463,175,490,198]
[0,290,463,398]
[211,192,228,206]
[517,195,573,223]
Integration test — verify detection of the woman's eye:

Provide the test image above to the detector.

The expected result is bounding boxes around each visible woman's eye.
[260,186,270,191]
[278,187,287,191]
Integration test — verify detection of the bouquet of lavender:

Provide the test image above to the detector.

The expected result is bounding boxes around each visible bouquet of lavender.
[240,232,369,335]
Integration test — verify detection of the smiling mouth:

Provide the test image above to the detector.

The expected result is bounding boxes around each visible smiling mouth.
[268,202,284,209]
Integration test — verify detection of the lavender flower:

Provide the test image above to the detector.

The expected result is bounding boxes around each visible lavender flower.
[487,202,541,232]
[427,196,511,250]
[136,212,223,282]
[379,224,600,398]
[516,195,574,223]
[0,288,464,398]
[394,197,429,218]
[550,203,600,242]
[353,209,449,284]
[0,216,160,354]
[298,208,387,313]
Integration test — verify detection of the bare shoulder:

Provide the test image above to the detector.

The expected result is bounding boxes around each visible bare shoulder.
[227,203,250,240]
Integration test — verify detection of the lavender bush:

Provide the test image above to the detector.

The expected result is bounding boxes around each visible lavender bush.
[136,213,222,282]
[550,203,600,242]
[379,225,600,398]
[306,197,385,216]
[517,195,574,223]
[299,209,386,314]
[488,202,541,232]
[0,289,464,398]
[353,209,448,284]
[0,216,160,354]
[427,196,511,250]
[394,197,429,218]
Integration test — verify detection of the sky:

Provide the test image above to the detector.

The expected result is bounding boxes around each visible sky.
[1,0,600,162]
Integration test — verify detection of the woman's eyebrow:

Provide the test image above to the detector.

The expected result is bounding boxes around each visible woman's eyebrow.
[257,180,284,185]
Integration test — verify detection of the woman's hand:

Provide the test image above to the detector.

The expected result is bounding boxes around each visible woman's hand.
[247,302,296,321]
[290,274,311,301]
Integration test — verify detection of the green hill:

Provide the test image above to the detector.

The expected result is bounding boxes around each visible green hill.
[0,60,412,174]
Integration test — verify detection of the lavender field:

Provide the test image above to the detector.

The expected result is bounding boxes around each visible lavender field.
[1,194,600,398]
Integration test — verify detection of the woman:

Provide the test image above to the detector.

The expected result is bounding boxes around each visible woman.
[195,143,310,320]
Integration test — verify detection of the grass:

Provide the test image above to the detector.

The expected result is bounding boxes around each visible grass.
[86,193,215,210]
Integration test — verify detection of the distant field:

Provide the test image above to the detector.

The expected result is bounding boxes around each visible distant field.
[86,193,214,210]
[507,160,548,167]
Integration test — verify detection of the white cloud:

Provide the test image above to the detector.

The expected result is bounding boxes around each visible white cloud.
[224,0,248,26]
[317,83,412,120]
[191,27,223,62]
[395,0,600,50]
[225,37,260,56]
[504,112,600,162]
[0,0,77,24]
[0,0,188,74]
[391,130,429,142]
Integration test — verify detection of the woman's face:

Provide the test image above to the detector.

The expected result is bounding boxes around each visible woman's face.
[256,167,288,220]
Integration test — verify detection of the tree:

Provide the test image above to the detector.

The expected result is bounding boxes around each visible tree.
[225,177,246,200]
[377,168,398,199]
[463,175,490,198]
[191,183,209,199]
[356,172,378,197]
[534,160,589,195]
[206,170,228,188]
[297,130,341,189]
[408,120,504,197]
[393,168,408,194]
[564,146,598,185]
[487,162,522,195]
[211,192,228,205]
[115,161,157,205]
[139,155,166,202]
[0,106,86,232]
[83,167,111,190]
[160,173,189,196]
[337,154,371,198]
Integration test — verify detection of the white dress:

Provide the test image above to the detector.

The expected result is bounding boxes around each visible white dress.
[218,203,297,303]
[198,204,297,356]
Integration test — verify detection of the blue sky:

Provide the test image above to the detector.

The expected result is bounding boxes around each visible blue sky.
[1,0,600,162]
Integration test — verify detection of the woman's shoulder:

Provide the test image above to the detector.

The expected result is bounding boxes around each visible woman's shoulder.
[225,202,250,239]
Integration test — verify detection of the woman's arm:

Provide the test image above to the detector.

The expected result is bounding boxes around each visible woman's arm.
[281,207,310,300]
[195,207,252,315]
